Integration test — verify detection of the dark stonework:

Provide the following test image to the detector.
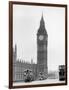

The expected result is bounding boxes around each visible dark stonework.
[37,14,48,79]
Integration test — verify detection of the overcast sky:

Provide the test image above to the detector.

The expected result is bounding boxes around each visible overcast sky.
[13,4,65,71]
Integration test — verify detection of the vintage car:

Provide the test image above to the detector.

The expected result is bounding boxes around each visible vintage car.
[38,72,45,80]
[23,69,34,82]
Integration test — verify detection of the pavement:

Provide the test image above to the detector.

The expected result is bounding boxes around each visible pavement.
[13,78,65,86]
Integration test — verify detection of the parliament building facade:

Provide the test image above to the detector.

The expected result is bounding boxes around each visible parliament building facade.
[13,15,48,82]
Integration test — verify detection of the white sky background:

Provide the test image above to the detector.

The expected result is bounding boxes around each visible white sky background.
[13,5,65,71]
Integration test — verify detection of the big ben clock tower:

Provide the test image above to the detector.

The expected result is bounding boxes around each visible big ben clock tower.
[37,14,48,79]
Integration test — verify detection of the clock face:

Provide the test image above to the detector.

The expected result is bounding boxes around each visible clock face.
[39,35,44,40]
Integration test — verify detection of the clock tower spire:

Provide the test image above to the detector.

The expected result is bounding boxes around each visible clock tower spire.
[37,13,47,35]
[37,13,48,79]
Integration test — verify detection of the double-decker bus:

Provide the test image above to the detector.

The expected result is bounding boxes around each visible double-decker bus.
[59,65,65,81]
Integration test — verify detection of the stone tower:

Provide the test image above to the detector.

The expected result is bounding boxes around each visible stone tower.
[13,44,17,63]
[37,14,48,79]
[13,44,17,81]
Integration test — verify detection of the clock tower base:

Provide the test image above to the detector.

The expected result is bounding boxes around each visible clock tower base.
[36,64,48,80]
